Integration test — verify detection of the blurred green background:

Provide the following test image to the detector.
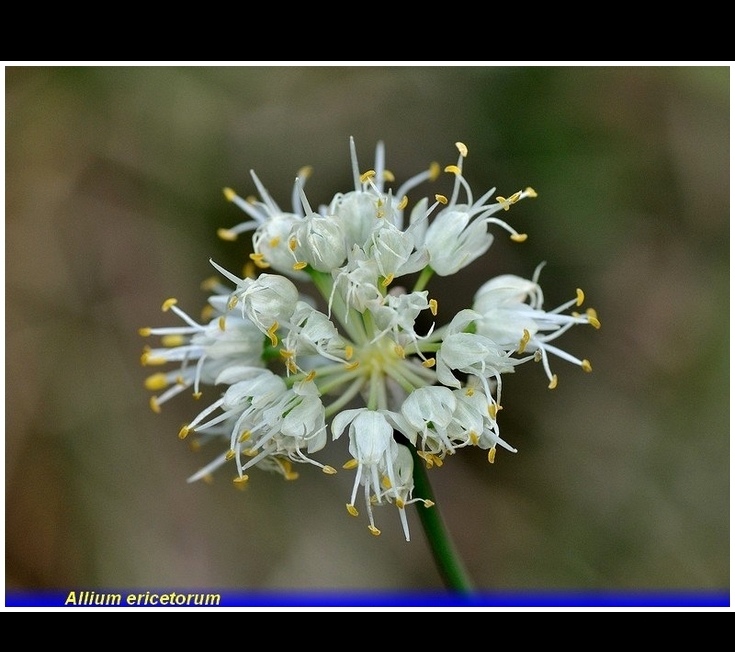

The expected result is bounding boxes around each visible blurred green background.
[5,65,729,595]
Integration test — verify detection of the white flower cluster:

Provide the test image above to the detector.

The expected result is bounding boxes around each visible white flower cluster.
[140,139,600,541]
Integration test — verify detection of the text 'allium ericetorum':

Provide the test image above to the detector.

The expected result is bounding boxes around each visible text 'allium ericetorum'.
[140,139,600,541]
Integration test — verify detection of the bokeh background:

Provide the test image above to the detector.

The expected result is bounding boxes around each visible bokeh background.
[5,65,729,598]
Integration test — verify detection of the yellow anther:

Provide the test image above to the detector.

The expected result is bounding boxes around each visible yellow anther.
[394,345,406,359]
[465,386,475,397]
[288,237,298,252]
[381,476,392,490]
[243,261,256,279]
[416,451,434,468]
[217,228,238,241]
[431,455,444,468]
[223,187,237,202]
[243,448,258,457]
[225,449,236,461]
[435,194,448,205]
[280,349,293,360]
[576,288,585,307]
[238,430,251,443]
[161,334,185,347]
[276,459,299,481]
[396,498,405,509]
[429,298,438,316]
[188,439,201,453]
[496,197,513,211]
[297,165,313,179]
[344,345,354,361]
[200,276,220,292]
[145,373,169,391]
[269,236,281,248]
[548,374,559,390]
[343,459,358,470]
[397,195,408,211]
[508,190,522,204]
[586,308,601,329]
[428,161,441,181]
[488,404,498,419]
[346,504,359,517]
[359,170,376,183]
[286,359,298,374]
[175,375,186,386]
[192,391,202,400]
[293,261,308,271]
[304,370,317,382]
[344,361,360,371]
[249,252,270,269]
[141,353,166,366]
[469,431,479,445]
[322,465,337,475]
[422,358,436,368]
[424,500,435,509]
[444,164,461,175]
[227,296,238,311]
[455,142,468,157]
[232,475,249,489]
[267,322,279,347]
[510,233,528,242]
[138,327,152,337]
[488,447,496,464]
[524,187,538,198]
[368,525,381,537]
[518,328,531,354]
[581,359,593,373]
[382,170,395,182]
[161,298,178,311]
[201,304,214,322]
[201,474,214,485]
[149,396,161,414]
[381,274,394,287]
[178,425,190,440]
[218,316,226,332]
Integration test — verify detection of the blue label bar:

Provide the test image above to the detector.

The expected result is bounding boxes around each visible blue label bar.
[5,589,730,608]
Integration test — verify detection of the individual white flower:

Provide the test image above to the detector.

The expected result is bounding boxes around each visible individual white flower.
[472,263,601,388]
[421,142,534,276]
[401,386,460,458]
[185,373,334,485]
[208,262,299,344]
[288,181,348,273]
[435,309,519,415]
[450,385,517,461]
[219,167,312,278]
[139,297,266,412]
[281,300,352,372]
[329,137,439,246]
[332,407,428,540]
[251,211,305,278]
[367,289,436,358]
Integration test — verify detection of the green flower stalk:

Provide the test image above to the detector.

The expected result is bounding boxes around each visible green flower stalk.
[139,139,599,586]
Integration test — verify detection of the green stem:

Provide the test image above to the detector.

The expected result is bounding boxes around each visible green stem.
[408,442,474,593]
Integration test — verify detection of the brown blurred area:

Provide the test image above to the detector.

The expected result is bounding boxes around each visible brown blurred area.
[4,65,729,594]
